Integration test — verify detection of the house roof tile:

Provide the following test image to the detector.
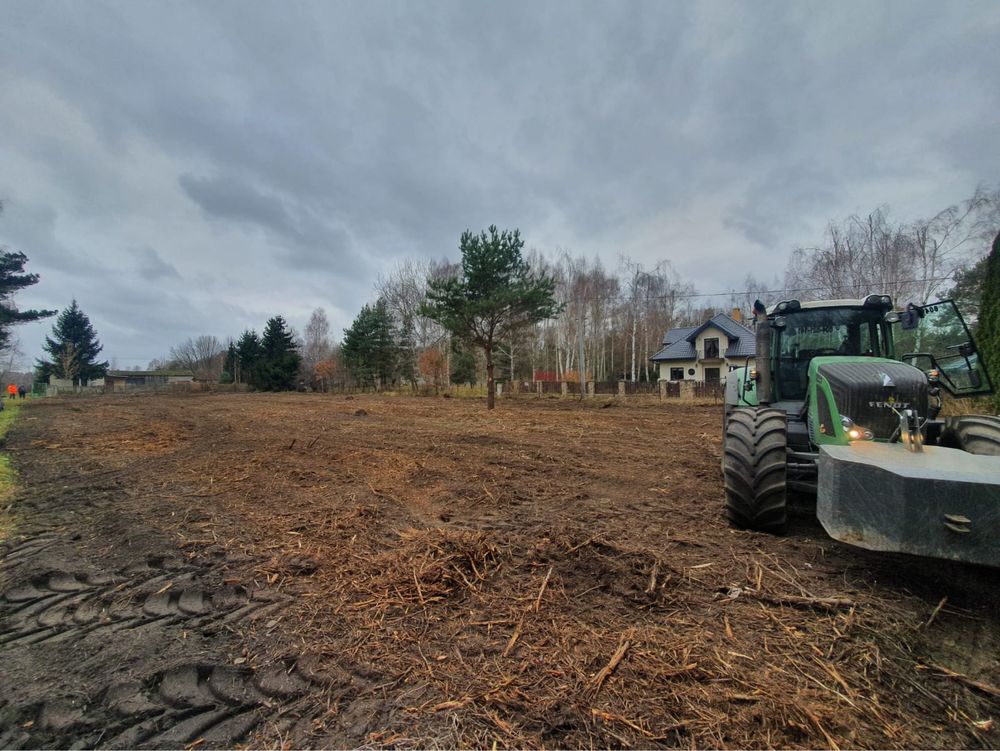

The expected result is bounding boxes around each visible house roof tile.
[662,326,697,346]
[650,313,756,362]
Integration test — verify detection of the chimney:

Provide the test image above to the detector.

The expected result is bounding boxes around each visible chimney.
[731,307,742,322]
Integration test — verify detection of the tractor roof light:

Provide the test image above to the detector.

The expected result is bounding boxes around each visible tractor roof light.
[864,294,893,309]
[775,299,801,313]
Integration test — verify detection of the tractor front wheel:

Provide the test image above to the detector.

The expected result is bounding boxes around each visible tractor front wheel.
[723,407,788,534]
[939,415,1000,456]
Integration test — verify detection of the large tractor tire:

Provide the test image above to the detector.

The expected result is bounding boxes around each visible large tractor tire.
[939,415,1000,456]
[723,407,788,534]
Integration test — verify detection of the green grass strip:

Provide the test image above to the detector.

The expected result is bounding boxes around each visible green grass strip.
[0,399,22,542]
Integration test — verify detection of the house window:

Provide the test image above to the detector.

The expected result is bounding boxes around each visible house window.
[705,367,721,383]
[669,367,684,381]
[704,338,720,359]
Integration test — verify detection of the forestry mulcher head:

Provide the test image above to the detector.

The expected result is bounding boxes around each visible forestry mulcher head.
[721,295,1000,567]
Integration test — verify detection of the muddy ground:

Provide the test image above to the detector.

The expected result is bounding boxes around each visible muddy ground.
[0,393,998,749]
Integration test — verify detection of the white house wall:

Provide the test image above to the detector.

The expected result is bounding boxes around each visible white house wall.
[657,357,756,381]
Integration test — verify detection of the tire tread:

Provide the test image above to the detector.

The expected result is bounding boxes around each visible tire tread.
[723,407,788,534]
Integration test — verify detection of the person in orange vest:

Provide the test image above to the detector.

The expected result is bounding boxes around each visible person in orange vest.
[6,384,16,400]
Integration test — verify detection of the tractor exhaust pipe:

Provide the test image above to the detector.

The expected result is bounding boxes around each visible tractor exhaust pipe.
[753,300,772,405]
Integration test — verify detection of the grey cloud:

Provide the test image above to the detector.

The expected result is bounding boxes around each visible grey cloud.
[722,165,845,250]
[178,173,359,273]
[179,174,295,237]
[0,201,101,277]
[134,247,181,281]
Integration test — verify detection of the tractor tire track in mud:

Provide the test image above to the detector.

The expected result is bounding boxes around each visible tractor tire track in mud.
[0,656,338,749]
[0,564,283,647]
[0,525,338,749]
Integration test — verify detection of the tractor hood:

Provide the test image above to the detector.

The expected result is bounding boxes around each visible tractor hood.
[812,359,929,440]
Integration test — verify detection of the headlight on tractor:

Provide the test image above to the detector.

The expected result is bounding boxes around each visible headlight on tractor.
[840,415,874,441]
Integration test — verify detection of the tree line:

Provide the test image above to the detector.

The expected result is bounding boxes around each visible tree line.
[322,187,999,393]
[2,188,998,403]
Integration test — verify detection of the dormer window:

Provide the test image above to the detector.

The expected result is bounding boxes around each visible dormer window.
[704,338,720,359]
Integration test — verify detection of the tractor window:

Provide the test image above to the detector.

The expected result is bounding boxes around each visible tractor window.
[896,299,994,397]
[775,308,886,401]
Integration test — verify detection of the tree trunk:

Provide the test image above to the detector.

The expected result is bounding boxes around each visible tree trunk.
[509,338,515,384]
[630,313,637,382]
[486,344,495,410]
[609,331,614,381]
[643,321,650,382]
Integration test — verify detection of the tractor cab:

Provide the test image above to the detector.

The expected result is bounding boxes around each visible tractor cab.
[771,298,896,404]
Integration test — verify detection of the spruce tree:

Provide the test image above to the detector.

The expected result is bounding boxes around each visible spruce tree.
[978,232,1000,411]
[35,300,108,384]
[220,342,238,384]
[235,330,263,386]
[258,316,302,391]
[342,300,397,388]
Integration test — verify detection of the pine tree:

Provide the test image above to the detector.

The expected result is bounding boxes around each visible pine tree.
[35,300,108,384]
[421,226,562,409]
[258,316,302,391]
[978,232,1000,410]
[0,210,57,352]
[948,255,989,323]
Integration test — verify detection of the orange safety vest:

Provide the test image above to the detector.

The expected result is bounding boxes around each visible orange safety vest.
[7,384,16,396]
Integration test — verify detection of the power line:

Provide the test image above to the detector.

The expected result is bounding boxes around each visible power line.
[568,276,957,305]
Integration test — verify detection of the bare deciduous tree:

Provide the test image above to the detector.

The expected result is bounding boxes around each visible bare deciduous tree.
[168,335,226,381]
[301,308,332,387]
[785,187,1000,306]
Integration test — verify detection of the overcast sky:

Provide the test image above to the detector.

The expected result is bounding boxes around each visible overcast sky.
[1,1,997,369]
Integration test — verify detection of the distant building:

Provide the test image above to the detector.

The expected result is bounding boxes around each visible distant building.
[103,370,195,392]
[650,309,756,384]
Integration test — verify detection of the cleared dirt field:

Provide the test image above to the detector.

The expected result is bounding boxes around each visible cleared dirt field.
[1,393,998,749]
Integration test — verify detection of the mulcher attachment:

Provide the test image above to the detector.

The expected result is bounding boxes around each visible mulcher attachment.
[817,442,1000,567]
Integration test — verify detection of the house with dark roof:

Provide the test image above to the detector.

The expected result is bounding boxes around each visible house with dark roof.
[650,309,756,383]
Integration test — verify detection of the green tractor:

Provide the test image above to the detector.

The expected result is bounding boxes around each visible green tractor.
[722,295,1000,567]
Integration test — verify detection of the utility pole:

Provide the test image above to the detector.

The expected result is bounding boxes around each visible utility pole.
[577,301,586,399]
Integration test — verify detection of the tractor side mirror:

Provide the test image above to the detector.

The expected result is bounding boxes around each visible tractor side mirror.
[899,310,919,330]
